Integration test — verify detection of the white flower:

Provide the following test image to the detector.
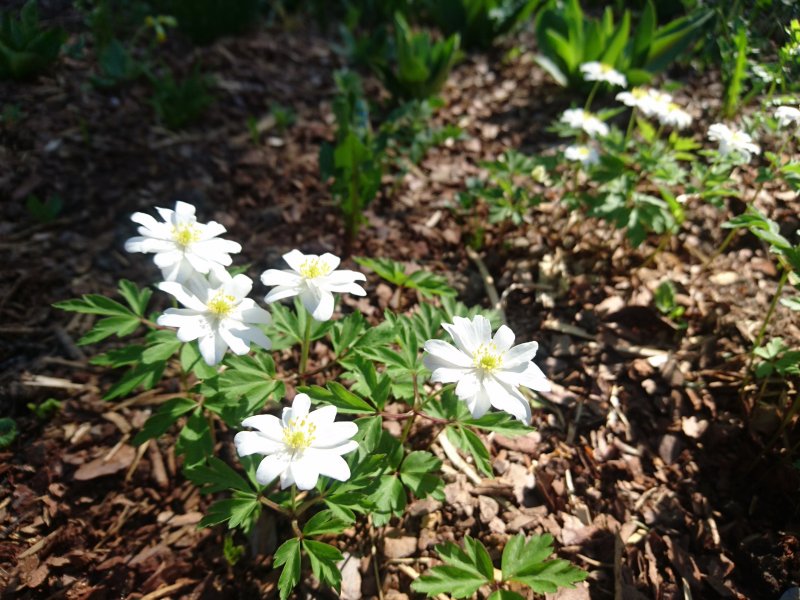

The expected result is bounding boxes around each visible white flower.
[157,270,272,365]
[261,250,367,321]
[560,108,609,138]
[579,61,627,87]
[423,315,551,425]
[234,393,358,490]
[616,87,672,118]
[707,123,760,162]
[657,102,692,130]
[564,144,600,166]
[125,201,242,283]
[776,106,800,128]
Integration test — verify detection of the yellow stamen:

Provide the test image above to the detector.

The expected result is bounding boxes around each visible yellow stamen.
[283,417,316,450]
[473,342,503,372]
[299,258,331,279]
[172,223,201,247]
[207,292,236,317]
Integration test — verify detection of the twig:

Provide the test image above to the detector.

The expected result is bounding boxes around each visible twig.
[437,430,482,485]
[139,579,195,600]
[466,246,505,323]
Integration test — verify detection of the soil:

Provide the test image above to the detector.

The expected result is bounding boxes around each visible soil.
[2,8,799,600]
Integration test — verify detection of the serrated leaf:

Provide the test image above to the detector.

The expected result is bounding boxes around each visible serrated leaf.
[502,533,587,593]
[185,456,252,494]
[488,591,525,600]
[447,426,492,477]
[464,412,530,436]
[371,475,405,526]
[132,397,196,445]
[104,361,165,400]
[411,538,492,598]
[274,538,301,600]
[218,352,280,404]
[77,314,141,345]
[302,509,348,537]
[399,451,444,498]
[118,279,152,316]
[176,408,213,467]
[142,330,182,363]
[303,540,344,593]
[0,418,17,448]
[198,493,260,530]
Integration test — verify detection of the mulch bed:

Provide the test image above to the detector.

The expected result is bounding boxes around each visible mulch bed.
[1,10,799,600]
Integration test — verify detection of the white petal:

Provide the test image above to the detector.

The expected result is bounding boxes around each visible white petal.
[157,308,202,328]
[465,385,492,419]
[309,289,335,321]
[237,299,272,324]
[199,221,227,240]
[265,285,301,304]
[319,253,341,271]
[158,282,208,312]
[227,274,253,299]
[153,249,183,269]
[124,237,175,254]
[485,376,531,424]
[503,341,539,367]
[261,269,302,287]
[322,269,366,285]
[130,211,164,232]
[424,339,472,368]
[198,331,226,365]
[492,325,515,352]
[256,454,291,486]
[288,456,320,490]
[228,325,272,351]
[282,249,308,273]
[234,431,283,456]
[455,371,480,400]
[321,281,367,296]
[307,450,351,482]
[291,393,311,419]
[184,250,212,274]
[219,324,251,355]
[517,362,551,392]
[308,405,337,428]
[173,201,196,219]
[312,422,358,449]
[241,414,285,441]
[427,366,471,383]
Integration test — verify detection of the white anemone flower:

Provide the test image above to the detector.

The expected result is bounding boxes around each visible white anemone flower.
[157,271,272,366]
[125,201,242,283]
[707,123,760,162]
[579,61,627,87]
[560,108,609,138]
[234,393,358,490]
[564,144,600,167]
[616,87,672,118]
[261,250,367,321]
[657,103,692,130]
[776,106,800,128]
[423,315,551,425]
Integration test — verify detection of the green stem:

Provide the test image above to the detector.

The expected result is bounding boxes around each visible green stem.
[752,267,790,351]
[702,227,738,269]
[584,81,601,113]
[623,107,637,150]
[399,374,420,445]
[299,313,313,383]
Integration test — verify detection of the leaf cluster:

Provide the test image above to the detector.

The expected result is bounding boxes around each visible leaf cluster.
[0,0,66,80]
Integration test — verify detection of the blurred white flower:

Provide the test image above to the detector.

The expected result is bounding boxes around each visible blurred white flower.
[261,250,367,321]
[707,123,760,162]
[560,108,609,138]
[657,103,692,130]
[157,270,272,366]
[234,393,358,490]
[125,201,242,283]
[616,87,672,118]
[580,61,627,87]
[423,315,551,425]
[776,105,800,128]
[564,144,600,166]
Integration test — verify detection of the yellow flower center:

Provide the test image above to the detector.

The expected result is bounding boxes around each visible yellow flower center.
[207,292,236,317]
[299,258,331,279]
[632,87,647,99]
[172,223,201,247]
[576,146,590,158]
[283,417,316,450]
[473,343,503,372]
[600,64,613,73]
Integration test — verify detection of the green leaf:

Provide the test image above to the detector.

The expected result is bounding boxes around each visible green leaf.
[223,534,245,566]
[78,314,141,345]
[464,412,530,436]
[371,475,406,526]
[142,330,182,363]
[219,352,281,404]
[0,417,17,448]
[488,591,525,600]
[399,451,444,499]
[411,536,493,598]
[501,533,587,593]
[118,279,152,316]
[176,408,213,466]
[180,342,219,379]
[132,398,196,445]
[302,509,349,536]
[274,538,301,600]
[198,492,260,530]
[447,426,492,477]
[104,360,166,400]
[185,456,252,494]
[303,540,344,593]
